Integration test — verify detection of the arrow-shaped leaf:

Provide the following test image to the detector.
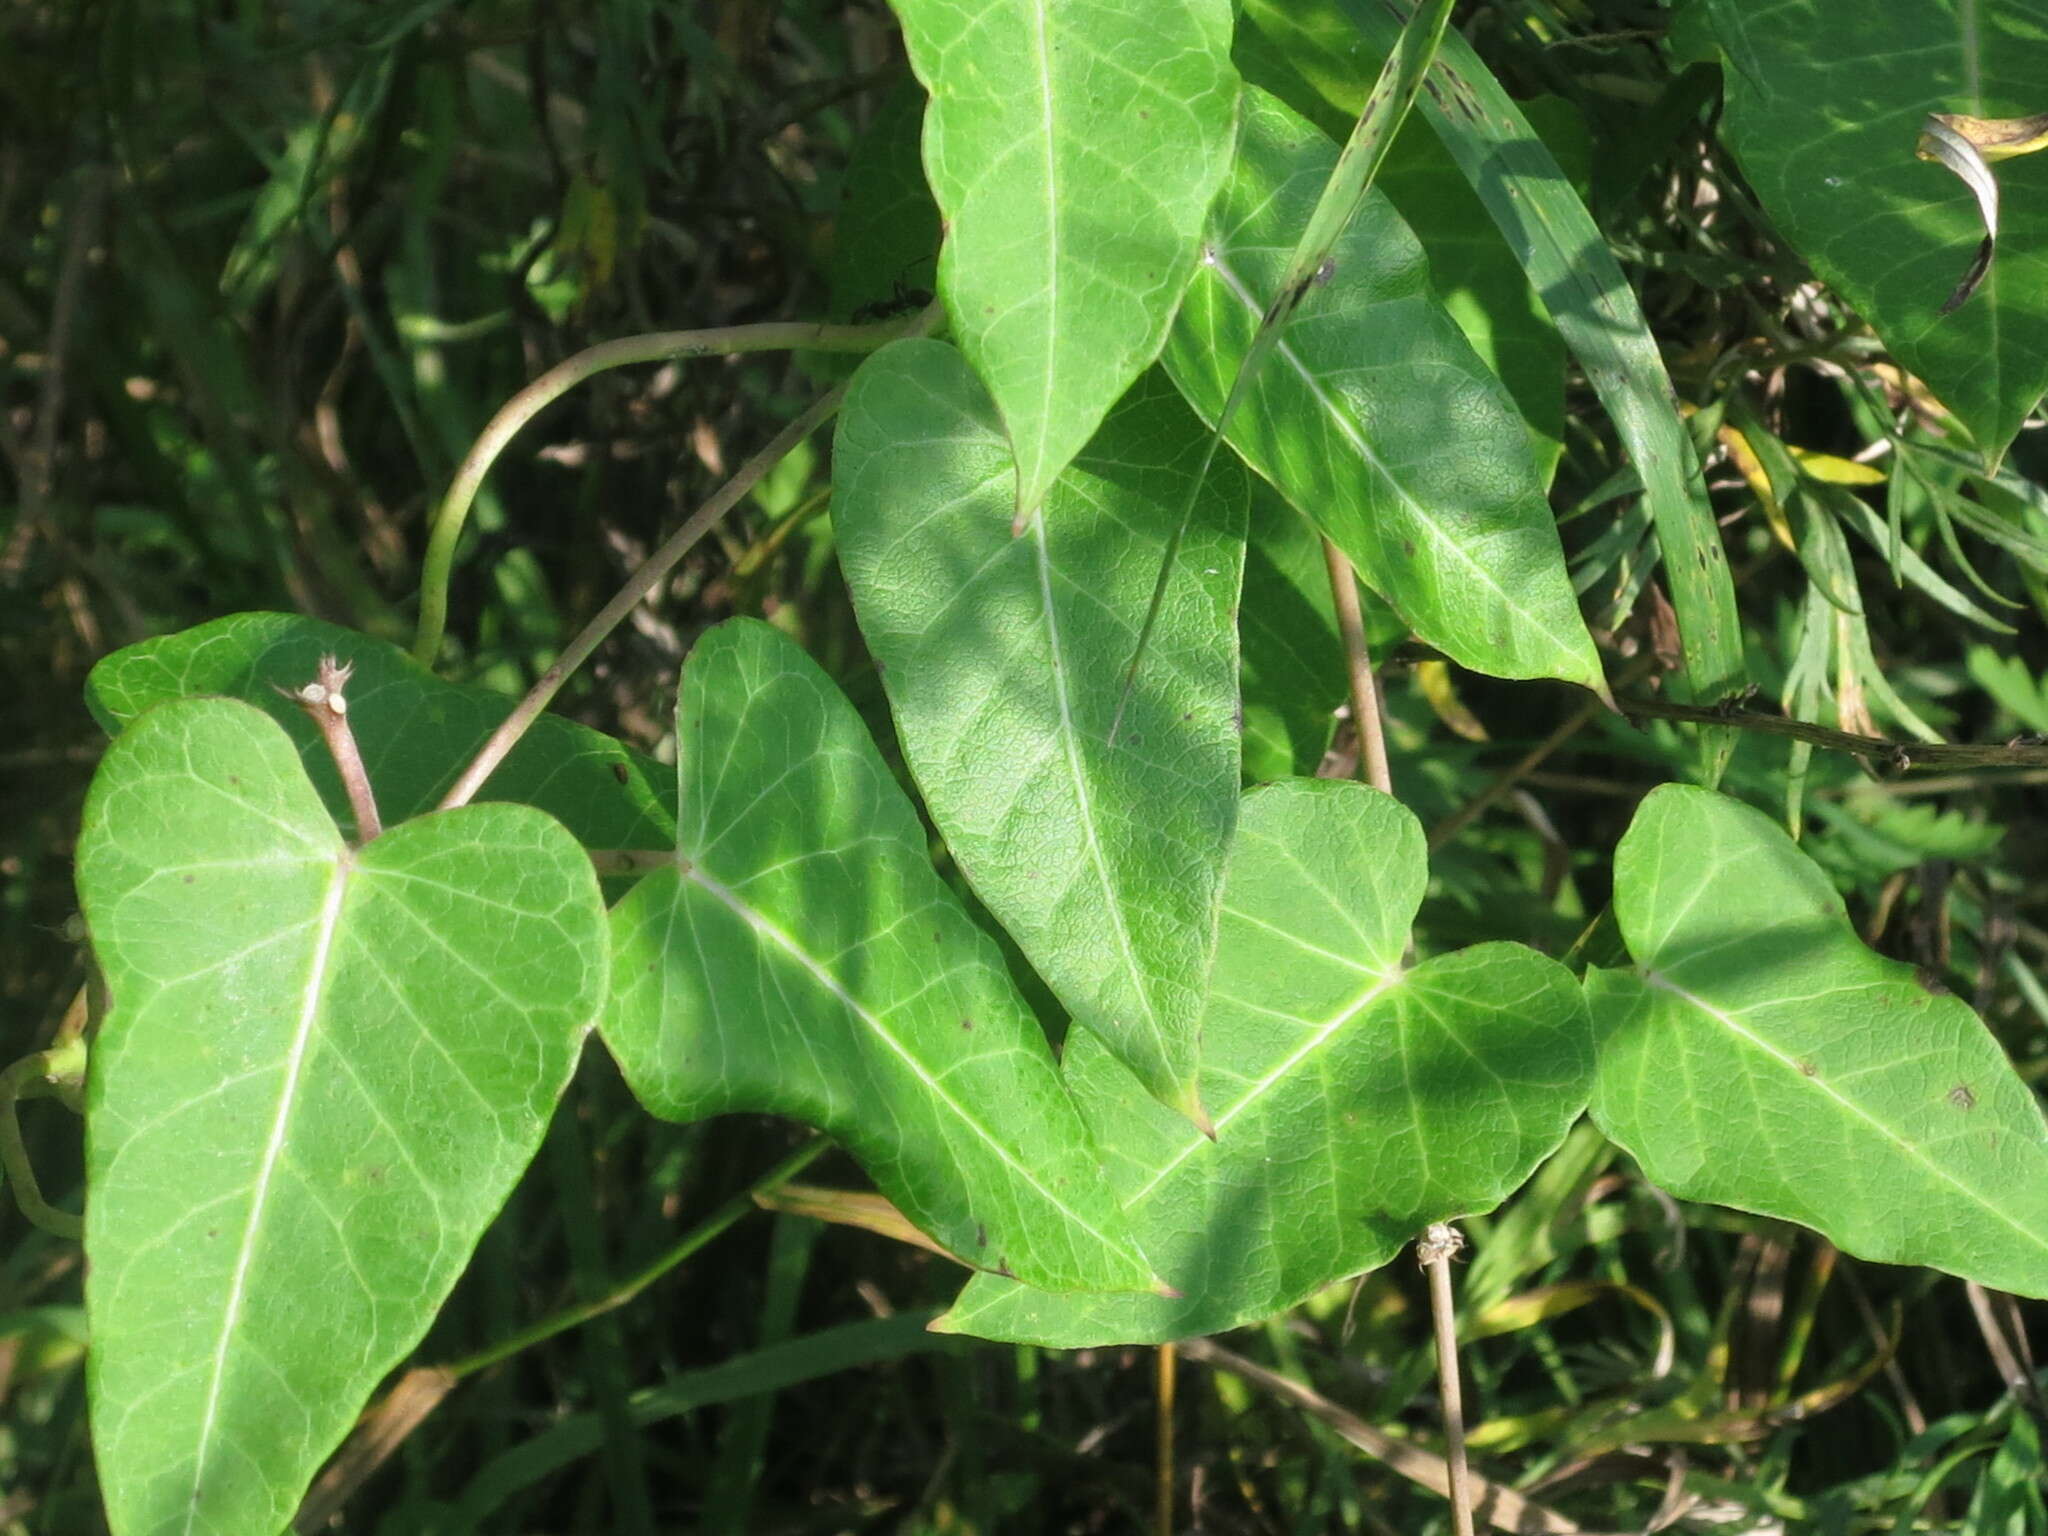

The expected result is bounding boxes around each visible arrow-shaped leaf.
[600,619,1157,1295]
[939,780,1592,1345]
[834,341,1245,1119]
[891,0,1239,518]
[77,698,607,1536]
[1588,784,2048,1296]
[1163,85,1606,697]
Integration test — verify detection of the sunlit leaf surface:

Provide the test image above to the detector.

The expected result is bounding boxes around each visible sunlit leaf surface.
[940,781,1591,1344]
[78,699,606,1536]
[1590,785,2048,1296]
[1164,87,1604,694]
[891,0,1238,515]
[835,341,1244,1116]
[601,620,1156,1295]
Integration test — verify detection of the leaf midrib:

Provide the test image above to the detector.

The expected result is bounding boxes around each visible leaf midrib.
[1125,969,1399,1208]
[1645,967,2048,1258]
[1203,249,1594,676]
[183,851,351,1535]
[682,863,1144,1275]
[1027,510,1172,1084]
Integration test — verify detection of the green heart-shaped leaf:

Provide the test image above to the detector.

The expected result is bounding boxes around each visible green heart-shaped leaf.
[940,780,1592,1344]
[78,698,607,1536]
[1589,784,2048,1295]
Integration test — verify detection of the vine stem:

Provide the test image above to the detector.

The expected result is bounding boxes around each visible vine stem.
[1321,538,1390,794]
[410,315,917,667]
[1324,548,1478,1534]
[1420,1222,1476,1536]
[1175,1336,1596,1534]
[438,383,845,812]
[1155,1342,1178,1536]
[0,1035,89,1239]
[280,655,381,842]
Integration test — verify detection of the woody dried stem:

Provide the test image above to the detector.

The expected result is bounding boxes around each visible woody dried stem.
[1420,1222,1477,1536]
[1321,538,1391,795]
[1320,545,1473,1535]
[281,655,381,842]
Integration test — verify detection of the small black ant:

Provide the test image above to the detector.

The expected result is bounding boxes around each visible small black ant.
[851,278,933,324]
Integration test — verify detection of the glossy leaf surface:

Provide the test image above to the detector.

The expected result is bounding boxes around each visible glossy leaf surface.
[77,699,605,1536]
[1712,0,2048,458]
[601,619,1155,1295]
[940,781,1592,1344]
[835,340,1245,1116]
[1589,785,2048,1296]
[1163,86,1604,695]
[87,612,675,850]
[891,0,1238,515]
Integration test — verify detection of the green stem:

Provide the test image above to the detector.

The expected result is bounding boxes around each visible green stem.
[1,1036,89,1240]
[411,315,918,667]
[438,1137,828,1381]
[438,382,848,812]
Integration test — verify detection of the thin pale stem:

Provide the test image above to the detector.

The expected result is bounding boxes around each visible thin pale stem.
[1155,1343,1178,1536]
[1175,1336,1599,1535]
[1420,1223,1476,1536]
[412,313,923,666]
[1321,538,1390,794]
[439,384,846,812]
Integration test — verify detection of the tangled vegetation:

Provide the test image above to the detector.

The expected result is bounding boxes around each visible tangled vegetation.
[2,1,2045,1532]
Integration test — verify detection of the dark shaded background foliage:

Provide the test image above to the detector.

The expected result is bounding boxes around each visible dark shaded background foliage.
[2,2,2043,1531]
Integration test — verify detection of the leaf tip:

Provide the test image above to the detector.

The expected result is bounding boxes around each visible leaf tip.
[1178,1087,1217,1142]
[1009,492,1042,537]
